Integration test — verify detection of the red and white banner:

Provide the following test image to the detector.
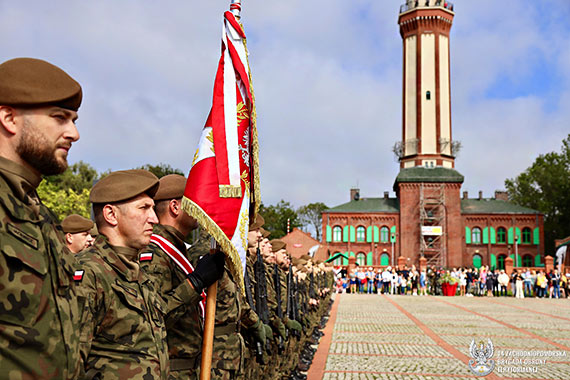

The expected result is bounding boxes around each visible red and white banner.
[182,0,259,293]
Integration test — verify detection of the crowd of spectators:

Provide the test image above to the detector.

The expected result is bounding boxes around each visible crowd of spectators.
[334,265,570,298]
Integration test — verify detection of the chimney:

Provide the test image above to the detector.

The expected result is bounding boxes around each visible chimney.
[350,188,360,201]
[478,191,483,200]
[384,191,389,199]
[463,191,468,199]
[495,190,509,201]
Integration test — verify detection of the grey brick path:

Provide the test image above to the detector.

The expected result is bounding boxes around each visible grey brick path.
[321,294,570,379]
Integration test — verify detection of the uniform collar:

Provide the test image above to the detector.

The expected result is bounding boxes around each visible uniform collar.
[153,223,187,253]
[0,156,43,220]
[94,235,141,282]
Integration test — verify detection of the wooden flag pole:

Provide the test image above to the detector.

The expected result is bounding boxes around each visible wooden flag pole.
[199,238,219,380]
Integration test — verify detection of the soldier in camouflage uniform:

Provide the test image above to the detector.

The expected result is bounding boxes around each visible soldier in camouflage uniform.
[62,213,95,254]
[0,57,84,379]
[139,174,225,379]
[75,169,170,379]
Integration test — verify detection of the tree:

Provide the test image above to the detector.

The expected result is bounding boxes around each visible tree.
[258,200,301,239]
[44,161,98,192]
[138,163,184,178]
[505,134,570,254]
[298,202,328,241]
[37,181,91,220]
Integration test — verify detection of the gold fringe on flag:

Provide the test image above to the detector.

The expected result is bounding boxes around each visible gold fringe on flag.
[181,196,245,296]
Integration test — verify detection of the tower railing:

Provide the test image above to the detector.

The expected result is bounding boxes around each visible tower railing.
[400,0,454,14]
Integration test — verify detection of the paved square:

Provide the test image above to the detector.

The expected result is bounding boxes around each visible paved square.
[309,294,570,380]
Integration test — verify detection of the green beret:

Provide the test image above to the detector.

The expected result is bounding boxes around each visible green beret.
[0,58,82,111]
[270,239,286,252]
[90,169,159,204]
[61,214,94,234]
[249,213,264,230]
[154,174,187,201]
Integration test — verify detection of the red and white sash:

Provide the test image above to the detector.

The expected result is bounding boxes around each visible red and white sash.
[150,234,206,318]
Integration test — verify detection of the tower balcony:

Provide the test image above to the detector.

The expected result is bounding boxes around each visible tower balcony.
[400,0,454,14]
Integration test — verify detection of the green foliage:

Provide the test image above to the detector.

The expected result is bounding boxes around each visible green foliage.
[137,163,184,178]
[505,134,570,254]
[437,272,458,285]
[43,161,98,192]
[297,202,328,241]
[37,181,91,220]
[258,200,301,239]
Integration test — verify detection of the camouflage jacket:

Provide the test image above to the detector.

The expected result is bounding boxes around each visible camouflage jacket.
[277,266,288,316]
[76,235,169,379]
[264,264,278,321]
[188,238,258,372]
[139,224,203,370]
[0,157,82,379]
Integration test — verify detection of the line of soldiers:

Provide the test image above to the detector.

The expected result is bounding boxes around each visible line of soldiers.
[0,57,335,380]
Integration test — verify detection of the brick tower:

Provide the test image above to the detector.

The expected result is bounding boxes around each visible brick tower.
[394,0,463,268]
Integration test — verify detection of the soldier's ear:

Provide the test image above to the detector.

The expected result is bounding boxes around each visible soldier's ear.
[0,106,19,136]
[102,204,119,226]
[169,199,180,217]
[65,232,74,245]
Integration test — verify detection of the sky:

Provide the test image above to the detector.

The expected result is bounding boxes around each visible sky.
[1,0,569,209]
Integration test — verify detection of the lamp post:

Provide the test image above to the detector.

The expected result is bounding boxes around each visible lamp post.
[391,233,395,266]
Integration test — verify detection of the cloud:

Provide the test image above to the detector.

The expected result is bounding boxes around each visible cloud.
[1,0,568,209]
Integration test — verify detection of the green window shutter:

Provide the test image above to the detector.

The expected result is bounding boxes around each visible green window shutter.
[342,254,349,266]
[482,228,489,244]
[534,255,542,267]
[515,227,521,242]
[326,226,332,242]
[374,226,379,243]
[473,255,482,269]
[343,226,349,243]
[380,253,389,266]
[490,254,497,269]
[366,252,373,266]
[366,226,372,243]
[465,227,471,244]
[533,227,539,245]
[508,228,514,244]
[350,226,356,242]
[390,226,397,243]
[349,251,355,257]
[490,227,496,244]
[509,254,514,260]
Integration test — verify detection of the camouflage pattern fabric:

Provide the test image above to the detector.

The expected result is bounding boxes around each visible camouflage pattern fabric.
[139,224,204,379]
[76,235,169,379]
[0,157,82,379]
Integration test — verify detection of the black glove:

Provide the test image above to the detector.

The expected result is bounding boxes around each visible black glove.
[187,250,225,292]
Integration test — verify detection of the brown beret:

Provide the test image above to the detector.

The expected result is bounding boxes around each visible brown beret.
[249,213,265,230]
[90,169,159,204]
[260,228,271,238]
[300,254,312,261]
[61,214,94,233]
[0,58,82,111]
[270,239,286,252]
[154,174,187,201]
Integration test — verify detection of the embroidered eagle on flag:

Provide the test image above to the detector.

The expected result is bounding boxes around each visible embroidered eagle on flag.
[182,2,259,294]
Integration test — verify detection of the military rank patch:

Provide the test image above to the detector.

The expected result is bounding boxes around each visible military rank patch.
[73,270,84,281]
[140,252,153,262]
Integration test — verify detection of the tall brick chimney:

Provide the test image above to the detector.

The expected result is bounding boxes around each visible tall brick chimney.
[495,190,509,201]
[350,188,360,201]
[463,191,468,199]
[478,191,483,200]
[384,191,389,199]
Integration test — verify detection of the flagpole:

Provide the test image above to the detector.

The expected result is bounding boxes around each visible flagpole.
[200,238,219,380]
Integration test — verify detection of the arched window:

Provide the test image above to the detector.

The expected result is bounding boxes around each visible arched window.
[332,226,342,242]
[356,226,366,242]
[472,227,482,244]
[522,254,533,267]
[333,252,343,266]
[522,227,532,244]
[498,254,507,270]
[497,227,506,243]
[380,253,390,266]
[356,252,366,266]
[473,254,482,269]
[380,226,389,242]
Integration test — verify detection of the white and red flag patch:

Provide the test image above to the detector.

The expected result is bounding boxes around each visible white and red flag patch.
[139,252,153,262]
[181,2,259,294]
[73,270,84,281]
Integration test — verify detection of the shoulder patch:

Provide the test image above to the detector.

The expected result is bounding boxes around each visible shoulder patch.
[7,223,39,249]
[139,252,153,262]
[73,270,84,281]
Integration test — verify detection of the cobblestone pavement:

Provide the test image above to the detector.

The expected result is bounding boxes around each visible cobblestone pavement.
[319,294,570,380]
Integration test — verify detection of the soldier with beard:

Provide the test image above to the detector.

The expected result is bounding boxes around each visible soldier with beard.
[0,57,84,379]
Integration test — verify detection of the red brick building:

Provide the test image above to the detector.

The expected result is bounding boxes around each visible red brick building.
[321,1,544,270]
[281,228,328,261]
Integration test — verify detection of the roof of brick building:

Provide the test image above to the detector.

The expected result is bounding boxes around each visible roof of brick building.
[324,197,400,213]
[394,167,464,184]
[461,198,540,214]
